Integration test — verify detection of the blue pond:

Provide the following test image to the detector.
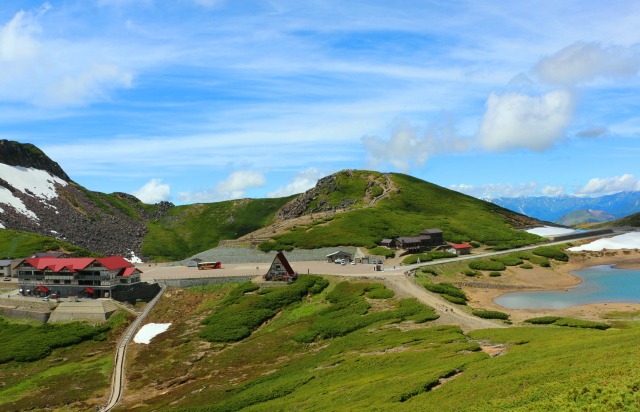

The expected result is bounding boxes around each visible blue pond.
[494,265,640,309]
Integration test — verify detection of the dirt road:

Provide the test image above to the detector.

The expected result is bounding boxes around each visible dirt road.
[383,275,505,332]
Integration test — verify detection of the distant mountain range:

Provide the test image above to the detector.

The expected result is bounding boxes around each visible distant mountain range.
[491,192,640,224]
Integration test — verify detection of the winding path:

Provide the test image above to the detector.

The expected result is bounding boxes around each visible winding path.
[102,283,167,412]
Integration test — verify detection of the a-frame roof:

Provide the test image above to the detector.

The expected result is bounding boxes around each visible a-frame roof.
[273,252,295,275]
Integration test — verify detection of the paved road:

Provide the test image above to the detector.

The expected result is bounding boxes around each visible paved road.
[102,283,166,412]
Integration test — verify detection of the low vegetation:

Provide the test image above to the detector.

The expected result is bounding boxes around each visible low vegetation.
[524,317,610,330]
[472,310,510,320]
[0,312,131,411]
[0,229,97,259]
[533,245,569,262]
[419,279,468,305]
[260,172,542,252]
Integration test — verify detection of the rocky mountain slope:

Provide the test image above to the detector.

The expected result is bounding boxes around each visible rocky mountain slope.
[0,140,150,258]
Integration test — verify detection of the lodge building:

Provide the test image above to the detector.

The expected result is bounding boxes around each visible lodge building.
[16,256,142,299]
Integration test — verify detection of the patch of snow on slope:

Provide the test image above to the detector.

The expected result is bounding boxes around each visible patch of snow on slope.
[134,323,172,344]
[525,226,577,237]
[126,251,143,264]
[568,232,640,252]
[0,186,38,220]
[0,164,67,220]
[0,164,67,199]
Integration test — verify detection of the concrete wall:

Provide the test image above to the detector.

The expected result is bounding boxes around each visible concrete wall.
[111,282,161,303]
[160,277,253,288]
[549,229,614,242]
[0,306,51,322]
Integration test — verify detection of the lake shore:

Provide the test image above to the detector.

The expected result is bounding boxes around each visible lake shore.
[464,249,640,322]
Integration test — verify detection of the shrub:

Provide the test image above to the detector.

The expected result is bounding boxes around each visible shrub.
[492,255,523,266]
[525,316,562,325]
[462,270,479,277]
[469,260,506,271]
[520,263,533,269]
[366,285,395,299]
[442,295,467,305]
[421,281,468,301]
[472,310,509,320]
[401,254,433,265]
[419,267,438,275]
[469,241,480,248]
[528,255,550,267]
[368,246,396,258]
[489,272,501,277]
[533,246,569,262]
[554,318,610,330]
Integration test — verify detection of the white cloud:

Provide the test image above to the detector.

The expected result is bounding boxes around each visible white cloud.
[577,174,640,196]
[478,90,575,152]
[0,5,134,107]
[267,168,324,198]
[450,182,538,199]
[133,178,171,203]
[178,170,265,203]
[576,126,609,138]
[536,42,640,86]
[362,120,471,172]
[541,185,565,196]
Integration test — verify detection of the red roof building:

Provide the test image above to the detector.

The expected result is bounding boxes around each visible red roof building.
[16,256,142,298]
[450,243,472,255]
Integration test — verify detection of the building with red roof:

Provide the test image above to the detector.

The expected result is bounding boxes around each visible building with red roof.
[16,256,142,299]
[449,243,472,256]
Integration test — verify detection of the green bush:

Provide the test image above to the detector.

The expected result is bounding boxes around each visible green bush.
[401,254,433,265]
[529,255,550,267]
[533,246,569,262]
[492,255,523,266]
[472,310,509,320]
[525,316,562,325]
[520,263,533,269]
[421,281,468,301]
[489,272,501,277]
[469,241,480,248]
[368,247,396,258]
[554,318,610,330]
[442,295,467,305]
[366,287,395,299]
[469,260,506,271]
[462,270,479,277]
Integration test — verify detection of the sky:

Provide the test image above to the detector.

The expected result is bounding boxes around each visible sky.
[1,1,639,204]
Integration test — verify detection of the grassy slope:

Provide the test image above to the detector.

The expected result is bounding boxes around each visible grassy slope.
[118,279,640,412]
[581,211,640,229]
[267,173,541,250]
[0,312,132,411]
[0,229,98,258]
[142,196,294,261]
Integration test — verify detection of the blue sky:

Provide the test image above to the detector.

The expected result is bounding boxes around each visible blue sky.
[1,1,639,204]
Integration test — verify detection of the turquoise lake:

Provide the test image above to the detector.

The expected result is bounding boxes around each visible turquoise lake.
[494,264,640,309]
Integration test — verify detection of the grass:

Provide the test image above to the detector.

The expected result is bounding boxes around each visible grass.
[0,229,97,259]
[0,312,132,411]
[99,276,640,412]
[142,196,293,261]
[261,172,542,251]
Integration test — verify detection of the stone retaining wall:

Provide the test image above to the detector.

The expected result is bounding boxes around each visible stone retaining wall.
[160,277,253,288]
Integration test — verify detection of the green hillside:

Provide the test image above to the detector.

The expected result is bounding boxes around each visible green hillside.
[116,278,640,411]
[261,172,542,251]
[142,196,294,261]
[0,229,97,259]
[578,211,640,229]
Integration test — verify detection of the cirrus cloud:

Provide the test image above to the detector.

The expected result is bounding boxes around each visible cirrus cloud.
[536,42,640,86]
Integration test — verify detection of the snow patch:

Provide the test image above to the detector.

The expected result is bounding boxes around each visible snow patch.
[134,323,172,344]
[0,164,67,220]
[126,251,143,264]
[0,186,38,220]
[525,226,577,237]
[568,232,640,252]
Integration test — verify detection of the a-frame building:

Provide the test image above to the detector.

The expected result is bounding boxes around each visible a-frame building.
[264,252,297,282]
